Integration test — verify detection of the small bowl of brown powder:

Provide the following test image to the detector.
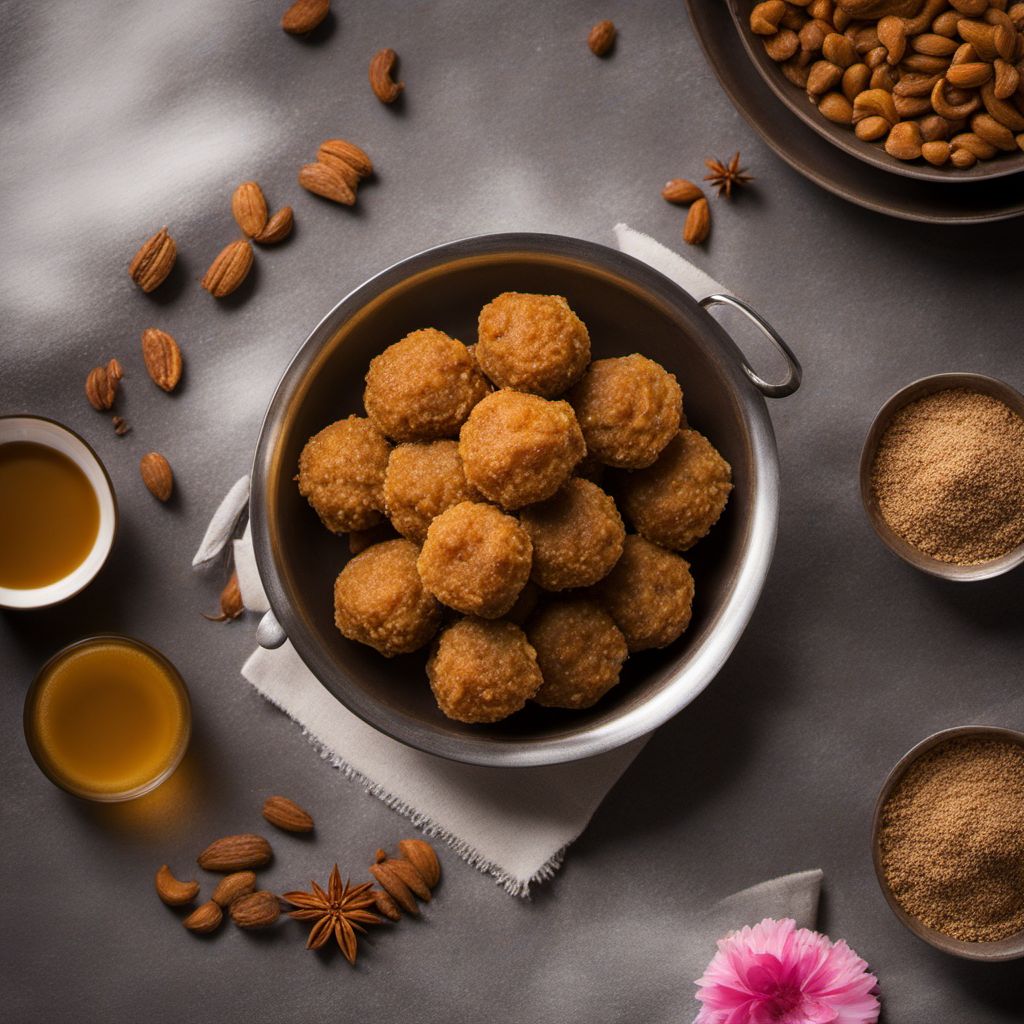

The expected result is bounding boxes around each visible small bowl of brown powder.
[860,374,1024,581]
[872,726,1024,961]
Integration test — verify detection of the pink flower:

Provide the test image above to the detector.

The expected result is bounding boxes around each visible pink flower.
[694,917,880,1024]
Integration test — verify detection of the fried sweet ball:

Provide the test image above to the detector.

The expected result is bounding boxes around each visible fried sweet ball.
[383,440,479,544]
[616,429,732,551]
[529,599,628,710]
[333,539,441,657]
[364,329,490,442]
[417,501,532,618]
[569,354,682,469]
[459,390,585,509]
[476,292,590,398]
[596,535,694,652]
[427,618,542,723]
[297,415,391,533]
[519,478,625,591]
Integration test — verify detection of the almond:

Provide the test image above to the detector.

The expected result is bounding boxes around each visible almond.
[85,358,123,411]
[229,890,280,929]
[661,179,705,204]
[386,857,432,901]
[253,206,294,245]
[231,181,269,238]
[398,838,441,888]
[318,138,374,178]
[992,58,1020,100]
[682,197,710,246]
[129,227,176,293]
[141,328,182,392]
[201,239,254,298]
[281,0,329,34]
[262,795,314,833]
[197,834,273,872]
[298,162,356,205]
[140,452,173,502]
[212,871,256,908]
[921,139,951,164]
[369,860,419,916]
[369,47,403,104]
[588,20,617,56]
[183,901,222,933]
[373,888,402,921]
[155,864,200,906]
[946,61,993,88]
[314,150,360,189]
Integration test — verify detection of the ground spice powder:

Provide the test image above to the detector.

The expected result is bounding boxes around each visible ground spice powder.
[871,388,1024,565]
[878,737,1024,942]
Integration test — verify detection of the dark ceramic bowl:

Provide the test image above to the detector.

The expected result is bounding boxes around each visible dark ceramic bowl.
[250,234,801,767]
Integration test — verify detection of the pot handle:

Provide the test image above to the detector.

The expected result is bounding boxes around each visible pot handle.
[257,609,287,650]
[699,294,802,399]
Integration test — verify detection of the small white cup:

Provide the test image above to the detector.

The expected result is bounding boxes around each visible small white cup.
[0,416,117,609]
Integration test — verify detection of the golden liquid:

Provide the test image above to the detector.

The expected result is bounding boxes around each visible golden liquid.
[26,639,190,799]
[0,441,100,588]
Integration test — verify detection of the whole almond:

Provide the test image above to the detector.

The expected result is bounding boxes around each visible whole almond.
[281,0,329,34]
[201,239,254,298]
[231,181,269,238]
[369,860,419,916]
[369,48,403,104]
[85,358,123,411]
[992,58,1020,100]
[262,795,314,833]
[229,890,281,929]
[661,179,704,204]
[373,888,402,921]
[386,857,432,901]
[140,452,173,502]
[588,20,617,56]
[155,864,200,906]
[212,871,257,907]
[253,206,294,245]
[129,227,176,293]
[318,138,374,178]
[682,197,711,245]
[946,61,993,88]
[298,162,356,205]
[183,900,222,934]
[314,150,360,189]
[141,328,182,392]
[398,838,441,888]
[197,834,273,872]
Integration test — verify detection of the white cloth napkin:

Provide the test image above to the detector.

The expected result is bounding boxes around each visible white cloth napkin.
[194,226,730,893]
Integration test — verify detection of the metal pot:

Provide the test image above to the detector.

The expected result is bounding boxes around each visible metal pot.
[250,234,800,767]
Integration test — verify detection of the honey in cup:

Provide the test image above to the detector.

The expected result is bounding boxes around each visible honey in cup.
[24,637,191,801]
[0,441,100,588]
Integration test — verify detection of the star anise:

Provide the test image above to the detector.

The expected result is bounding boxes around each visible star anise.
[703,153,753,198]
[282,865,382,964]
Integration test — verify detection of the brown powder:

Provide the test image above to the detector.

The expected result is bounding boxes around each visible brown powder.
[878,737,1024,942]
[871,388,1024,565]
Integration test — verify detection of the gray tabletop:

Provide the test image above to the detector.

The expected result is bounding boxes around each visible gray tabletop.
[2,1,1022,1021]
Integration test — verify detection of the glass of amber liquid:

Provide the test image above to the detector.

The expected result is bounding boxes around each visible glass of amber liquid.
[24,636,192,802]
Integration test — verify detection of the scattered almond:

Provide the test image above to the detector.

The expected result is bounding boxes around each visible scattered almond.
[588,19,617,56]
[683,197,711,245]
[253,206,294,245]
[231,181,269,238]
[203,571,244,622]
[229,890,281,929]
[85,358,123,411]
[140,452,174,502]
[212,871,257,908]
[398,838,441,888]
[298,162,356,205]
[369,48,403,104]
[141,328,183,392]
[318,138,374,179]
[281,0,329,35]
[369,859,419,916]
[197,834,274,872]
[262,795,315,833]
[155,864,200,906]
[201,239,254,298]
[183,900,222,934]
[661,179,705,204]
[129,227,176,293]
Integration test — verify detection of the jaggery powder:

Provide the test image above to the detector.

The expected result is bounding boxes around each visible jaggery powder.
[878,737,1024,942]
[871,388,1024,565]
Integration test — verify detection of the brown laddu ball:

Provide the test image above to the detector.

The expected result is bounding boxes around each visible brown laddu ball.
[364,328,490,441]
[459,390,585,510]
[297,415,390,533]
[569,354,682,469]
[333,539,441,656]
[476,292,590,398]
[595,535,695,652]
[528,598,628,710]
[416,501,532,618]
[519,478,625,591]
[427,618,542,723]
[615,429,732,551]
